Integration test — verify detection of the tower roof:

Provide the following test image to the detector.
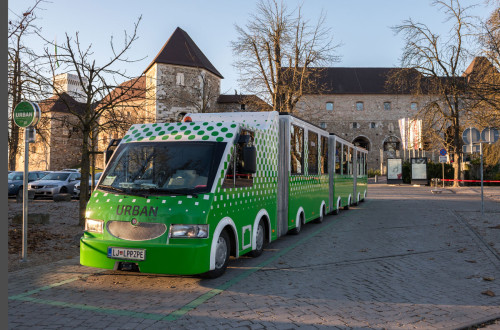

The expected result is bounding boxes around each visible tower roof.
[144,27,223,78]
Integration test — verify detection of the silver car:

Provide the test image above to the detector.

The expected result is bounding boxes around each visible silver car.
[73,172,102,198]
[28,171,81,198]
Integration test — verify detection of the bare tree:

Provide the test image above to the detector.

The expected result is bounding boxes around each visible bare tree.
[8,0,44,170]
[231,0,338,114]
[466,6,500,128]
[167,68,221,115]
[391,0,477,186]
[34,17,149,225]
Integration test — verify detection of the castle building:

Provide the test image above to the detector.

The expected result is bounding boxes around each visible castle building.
[295,67,436,171]
[18,27,493,174]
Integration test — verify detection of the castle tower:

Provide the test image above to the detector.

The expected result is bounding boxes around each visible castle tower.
[53,73,88,103]
[144,27,223,122]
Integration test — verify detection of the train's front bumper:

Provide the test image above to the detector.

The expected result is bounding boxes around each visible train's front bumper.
[80,235,211,275]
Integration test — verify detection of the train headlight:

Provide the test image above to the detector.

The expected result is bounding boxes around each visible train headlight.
[85,219,104,233]
[169,224,209,238]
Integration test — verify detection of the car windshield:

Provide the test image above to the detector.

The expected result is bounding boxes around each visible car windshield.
[98,141,226,197]
[8,172,23,180]
[40,173,70,181]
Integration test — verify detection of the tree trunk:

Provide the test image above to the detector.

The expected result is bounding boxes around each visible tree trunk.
[79,130,91,227]
[9,122,20,171]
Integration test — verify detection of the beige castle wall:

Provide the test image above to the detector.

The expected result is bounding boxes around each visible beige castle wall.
[295,93,437,171]
[149,63,221,122]
[16,112,82,171]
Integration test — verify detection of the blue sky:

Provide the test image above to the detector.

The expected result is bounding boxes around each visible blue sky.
[9,0,495,94]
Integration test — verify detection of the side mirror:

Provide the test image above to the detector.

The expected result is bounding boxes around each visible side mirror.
[238,134,251,144]
[241,146,257,174]
[105,138,122,164]
[105,150,114,164]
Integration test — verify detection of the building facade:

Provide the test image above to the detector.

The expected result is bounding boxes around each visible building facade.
[295,68,437,171]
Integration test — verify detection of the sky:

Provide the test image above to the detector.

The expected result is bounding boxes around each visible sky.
[8,0,497,94]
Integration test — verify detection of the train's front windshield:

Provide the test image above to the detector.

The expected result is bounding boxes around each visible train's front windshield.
[98,141,226,197]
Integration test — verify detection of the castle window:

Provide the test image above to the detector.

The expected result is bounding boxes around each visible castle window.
[240,104,246,111]
[176,73,185,86]
[384,102,391,111]
[370,122,376,129]
[326,102,333,111]
[356,102,364,111]
[319,122,327,129]
[411,102,418,111]
[352,122,360,129]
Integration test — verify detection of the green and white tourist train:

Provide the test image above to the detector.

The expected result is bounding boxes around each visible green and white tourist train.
[80,111,368,278]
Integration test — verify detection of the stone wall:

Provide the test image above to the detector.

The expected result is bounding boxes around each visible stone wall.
[295,93,437,171]
[16,112,82,171]
[147,63,221,122]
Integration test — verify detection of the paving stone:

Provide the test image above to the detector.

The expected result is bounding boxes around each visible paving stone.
[8,184,500,329]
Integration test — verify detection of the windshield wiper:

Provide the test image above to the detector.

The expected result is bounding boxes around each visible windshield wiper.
[98,185,125,194]
[140,188,199,198]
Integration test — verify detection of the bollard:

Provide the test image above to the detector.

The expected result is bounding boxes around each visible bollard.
[374,175,378,183]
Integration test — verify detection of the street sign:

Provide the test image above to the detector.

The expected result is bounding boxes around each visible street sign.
[439,148,447,156]
[462,127,480,145]
[13,101,40,128]
[463,145,480,153]
[481,127,499,144]
[439,156,447,163]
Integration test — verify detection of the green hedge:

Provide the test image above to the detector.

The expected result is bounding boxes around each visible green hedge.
[402,161,454,184]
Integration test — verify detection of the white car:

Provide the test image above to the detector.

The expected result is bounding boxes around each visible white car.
[28,171,81,198]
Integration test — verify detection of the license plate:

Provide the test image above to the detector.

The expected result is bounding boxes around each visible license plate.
[107,247,146,261]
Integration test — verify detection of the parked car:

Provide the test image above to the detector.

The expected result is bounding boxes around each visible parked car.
[8,171,48,198]
[61,168,80,172]
[73,172,102,198]
[28,171,81,198]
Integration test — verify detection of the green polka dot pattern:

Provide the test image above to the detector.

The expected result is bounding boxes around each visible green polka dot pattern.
[122,121,239,144]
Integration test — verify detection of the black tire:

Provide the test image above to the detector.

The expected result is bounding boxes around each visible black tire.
[248,220,265,258]
[202,230,230,279]
[332,199,340,215]
[314,206,326,224]
[289,214,302,235]
[60,186,68,194]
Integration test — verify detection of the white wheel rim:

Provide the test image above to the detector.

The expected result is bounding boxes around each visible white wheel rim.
[255,224,264,251]
[214,236,227,269]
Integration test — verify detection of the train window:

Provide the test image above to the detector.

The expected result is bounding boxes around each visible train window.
[308,131,318,175]
[291,125,304,175]
[223,130,255,189]
[357,151,362,176]
[342,145,348,175]
[335,141,342,175]
[348,147,353,175]
[321,136,328,174]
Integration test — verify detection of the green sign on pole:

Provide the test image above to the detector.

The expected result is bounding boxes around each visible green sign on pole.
[14,101,40,128]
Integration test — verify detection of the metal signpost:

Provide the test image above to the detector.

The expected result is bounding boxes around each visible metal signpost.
[462,126,499,216]
[439,148,447,188]
[13,101,41,262]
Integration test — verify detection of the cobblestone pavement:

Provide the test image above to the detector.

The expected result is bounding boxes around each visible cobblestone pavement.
[8,184,500,329]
